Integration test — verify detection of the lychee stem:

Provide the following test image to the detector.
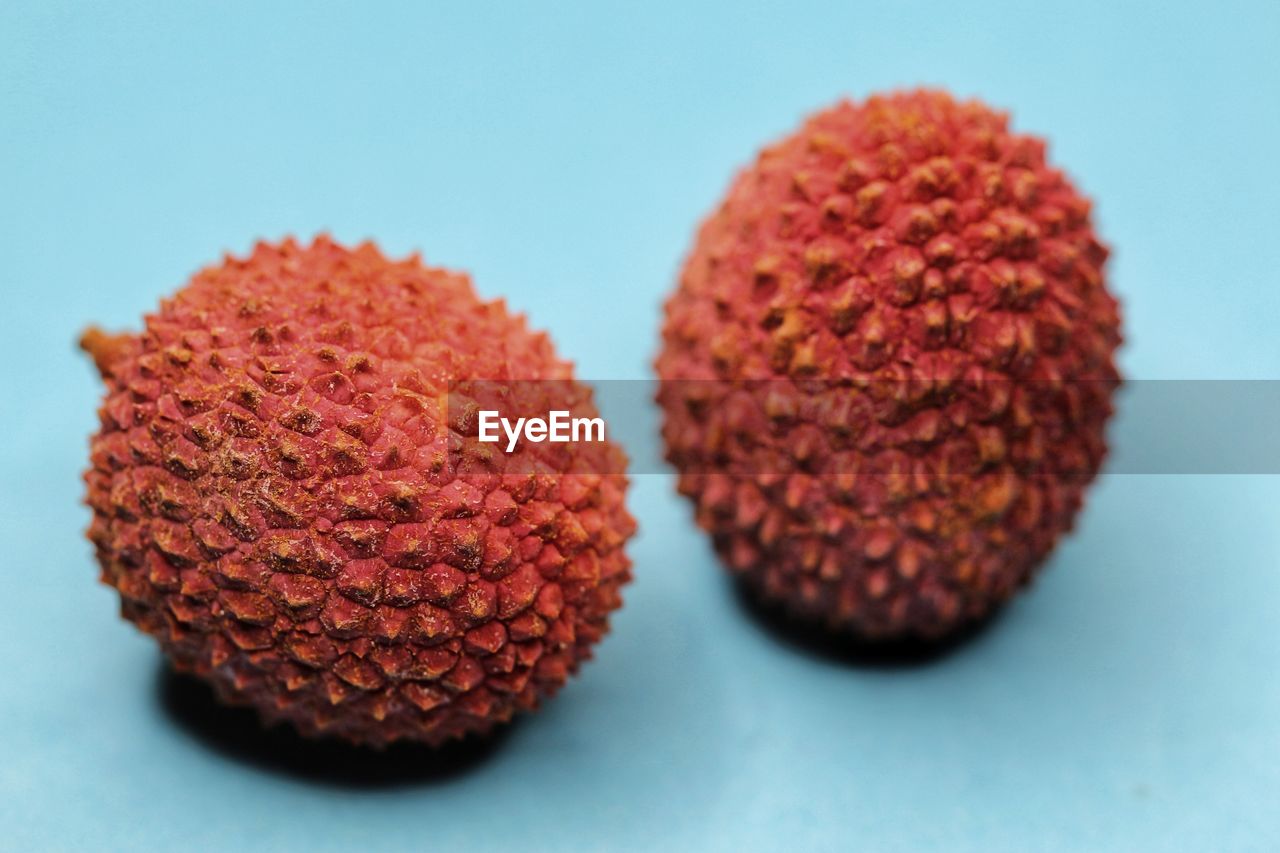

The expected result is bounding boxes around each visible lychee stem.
[79,326,132,379]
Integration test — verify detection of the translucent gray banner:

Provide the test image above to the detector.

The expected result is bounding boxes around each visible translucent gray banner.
[445,380,1280,476]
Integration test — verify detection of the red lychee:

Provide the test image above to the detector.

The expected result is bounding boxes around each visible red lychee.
[83,236,634,746]
[657,90,1121,639]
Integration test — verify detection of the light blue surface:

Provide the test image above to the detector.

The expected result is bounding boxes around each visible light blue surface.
[2,2,1279,850]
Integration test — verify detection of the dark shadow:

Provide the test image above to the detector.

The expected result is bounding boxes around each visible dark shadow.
[157,664,512,788]
[727,576,1004,668]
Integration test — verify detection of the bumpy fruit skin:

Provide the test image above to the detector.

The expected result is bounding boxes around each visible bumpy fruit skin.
[657,90,1121,640]
[83,237,634,746]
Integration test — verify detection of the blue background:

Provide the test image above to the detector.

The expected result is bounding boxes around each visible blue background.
[3,2,1278,850]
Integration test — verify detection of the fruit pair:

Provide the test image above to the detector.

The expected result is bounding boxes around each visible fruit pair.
[83,90,1121,747]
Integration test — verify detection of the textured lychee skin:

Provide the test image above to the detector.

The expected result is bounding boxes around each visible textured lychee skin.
[657,90,1121,640]
[83,237,634,746]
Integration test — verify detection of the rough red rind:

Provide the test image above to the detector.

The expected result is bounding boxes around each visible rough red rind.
[83,236,635,746]
[656,90,1121,639]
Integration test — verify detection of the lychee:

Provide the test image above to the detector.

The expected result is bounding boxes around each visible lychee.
[83,236,634,746]
[656,90,1121,639]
